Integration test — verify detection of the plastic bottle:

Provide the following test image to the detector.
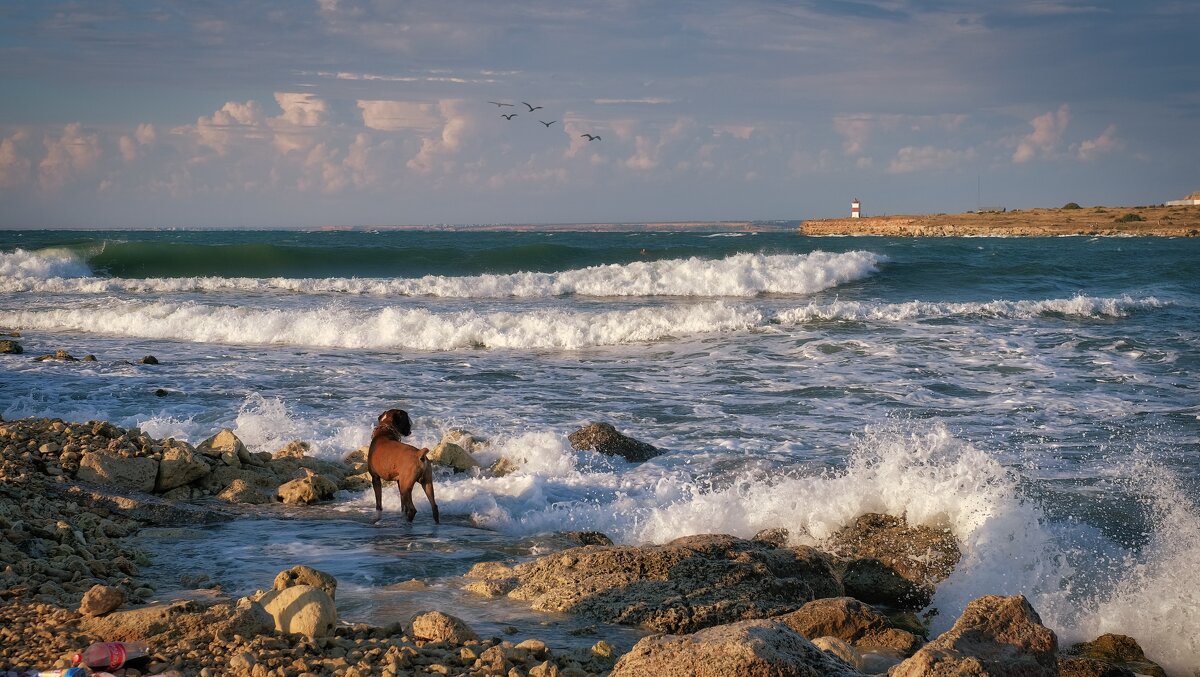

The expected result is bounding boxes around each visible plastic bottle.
[32,668,93,677]
[72,641,150,670]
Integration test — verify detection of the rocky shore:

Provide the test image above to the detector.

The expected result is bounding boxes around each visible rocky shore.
[0,415,1179,676]
[801,204,1200,237]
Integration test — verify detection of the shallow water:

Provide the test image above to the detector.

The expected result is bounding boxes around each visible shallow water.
[3,230,1198,672]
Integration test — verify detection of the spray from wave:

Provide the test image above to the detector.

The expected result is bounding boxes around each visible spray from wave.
[774,294,1165,324]
[0,248,92,280]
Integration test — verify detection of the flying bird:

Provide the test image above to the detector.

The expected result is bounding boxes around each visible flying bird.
[581,134,602,141]
[523,102,543,112]
[502,113,518,119]
[539,120,556,127]
[489,101,514,107]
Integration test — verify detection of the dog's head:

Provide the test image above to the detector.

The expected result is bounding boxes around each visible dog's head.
[376,408,413,438]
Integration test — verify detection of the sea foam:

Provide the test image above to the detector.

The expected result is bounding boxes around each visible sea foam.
[773,294,1165,324]
[0,248,91,280]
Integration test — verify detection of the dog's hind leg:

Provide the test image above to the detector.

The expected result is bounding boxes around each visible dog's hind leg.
[399,481,417,522]
[421,478,440,524]
[371,474,384,523]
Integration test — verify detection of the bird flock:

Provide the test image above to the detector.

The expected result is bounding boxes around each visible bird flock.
[488,101,601,142]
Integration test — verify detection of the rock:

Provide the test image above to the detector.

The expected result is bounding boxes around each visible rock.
[825,513,960,608]
[196,429,248,459]
[0,339,22,354]
[464,561,519,597]
[410,610,480,644]
[488,457,518,477]
[427,440,481,472]
[155,446,212,493]
[274,565,338,600]
[441,428,489,454]
[154,388,169,397]
[563,531,614,546]
[1058,656,1136,677]
[77,451,159,493]
[79,583,125,616]
[229,652,256,672]
[256,584,338,638]
[34,349,79,362]
[139,355,159,365]
[753,528,791,547]
[82,354,96,361]
[506,534,842,633]
[567,422,660,462]
[775,597,922,656]
[276,470,338,505]
[1063,634,1167,677]
[611,619,862,677]
[812,636,864,670]
[890,595,1057,677]
[273,440,310,460]
[217,478,272,504]
[80,599,203,641]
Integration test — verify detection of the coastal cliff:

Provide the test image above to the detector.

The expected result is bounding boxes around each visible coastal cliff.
[801,205,1200,237]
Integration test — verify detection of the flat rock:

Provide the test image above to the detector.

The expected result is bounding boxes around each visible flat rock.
[825,513,960,609]
[775,596,922,656]
[567,422,660,462]
[77,451,159,493]
[1063,634,1167,677]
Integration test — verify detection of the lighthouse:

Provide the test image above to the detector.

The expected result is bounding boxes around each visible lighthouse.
[851,198,861,218]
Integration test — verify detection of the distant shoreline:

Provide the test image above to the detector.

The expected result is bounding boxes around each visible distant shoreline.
[800,205,1200,237]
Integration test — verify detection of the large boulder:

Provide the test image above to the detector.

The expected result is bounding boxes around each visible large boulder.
[275,470,338,505]
[256,584,338,638]
[890,595,1057,677]
[1062,634,1167,677]
[568,422,660,462]
[78,584,125,617]
[77,451,159,493]
[155,446,212,492]
[274,565,337,600]
[775,596,922,656]
[824,513,960,608]
[611,619,862,677]
[0,339,22,354]
[409,610,480,644]
[427,440,481,472]
[506,534,842,633]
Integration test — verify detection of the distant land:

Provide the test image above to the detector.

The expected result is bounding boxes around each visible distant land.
[801,205,1200,237]
[314,220,802,232]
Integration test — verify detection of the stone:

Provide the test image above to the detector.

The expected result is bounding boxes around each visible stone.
[775,596,922,656]
[196,429,248,459]
[274,565,338,600]
[567,422,660,462]
[812,636,863,670]
[753,528,791,547]
[155,446,212,492]
[409,610,480,644]
[35,349,79,362]
[562,531,613,546]
[488,457,518,477]
[890,595,1057,677]
[77,451,159,493]
[0,339,22,354]
[217,479,272,504]
[427,440,481,472]
[273,440,310,460]
[139,355,159,365]
[611,619,861,677]
[276,470,338,505]
[256,584,338,638]
[825,513,960,609]
[79,583,125,616]
[441,428,489,455]
[1063,634,1167,677]
[1058,656,1136,677]
[506,534,842,633]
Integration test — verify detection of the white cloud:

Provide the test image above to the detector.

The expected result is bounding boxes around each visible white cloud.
[835,113,969,157]
[275,92,330,127]
[888,145,975,173]
[190,100,268,155]
[119,123,157,162]
[624,118,693,171]
[594,98,674,105]
[358,100,440,132]
[407,100,471,173]
[1077,124,1121,160]
[0,131,33,188]
[1013,104,1070,163]
[39,123,101,192]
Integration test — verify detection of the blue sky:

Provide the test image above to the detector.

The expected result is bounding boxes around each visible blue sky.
[1,1,1197,228]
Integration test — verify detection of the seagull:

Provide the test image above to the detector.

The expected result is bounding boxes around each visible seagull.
[523,102,543,112]
[489,101,514,107]
[581,134,601,141]
[502,113,518,119]
[539,120,556,127]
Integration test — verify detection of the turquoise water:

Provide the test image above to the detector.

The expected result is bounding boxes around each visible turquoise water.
[2,229,1198,668]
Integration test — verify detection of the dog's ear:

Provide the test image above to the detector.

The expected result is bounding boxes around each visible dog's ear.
[419,448,430,462]
[396,410,413,437]
[377,410,390,423]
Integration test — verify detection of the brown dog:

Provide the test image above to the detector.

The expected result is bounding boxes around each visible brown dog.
[368,409,439,524]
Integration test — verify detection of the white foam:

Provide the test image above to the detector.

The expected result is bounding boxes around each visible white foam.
[0,299,764,350]
[773,294,1165,324]
[0,250,884,298]
[0,248,92,280]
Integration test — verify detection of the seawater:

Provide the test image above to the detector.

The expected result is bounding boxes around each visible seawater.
[1,230,1197,669]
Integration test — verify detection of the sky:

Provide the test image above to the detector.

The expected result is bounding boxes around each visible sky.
[0,1,1197,228]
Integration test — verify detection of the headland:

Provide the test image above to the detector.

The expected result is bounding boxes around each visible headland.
[801,204,1200,237]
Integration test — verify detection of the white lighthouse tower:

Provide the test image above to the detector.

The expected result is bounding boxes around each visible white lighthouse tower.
[851,198,861,218]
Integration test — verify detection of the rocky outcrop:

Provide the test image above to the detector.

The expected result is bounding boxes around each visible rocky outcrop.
[612,619,862,676]
[154,445,211,492]
[775,596,922,656]
[409,610,480,644]
[77,451,159,493]
[568,422,660,462]
[427,440,481,472]
[501,534,842,633]
[1062,634,1167,677]
[891,595,1058,677]
[256,584,338,638]
[275,469,338,505]
[824,513,960,609]
[217,478,272,504]
[80,597,275,643]
[274,565,337,600]
[0,339,22,354]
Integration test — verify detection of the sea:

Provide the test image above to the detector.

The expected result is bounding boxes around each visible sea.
[1,229,1197,671]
